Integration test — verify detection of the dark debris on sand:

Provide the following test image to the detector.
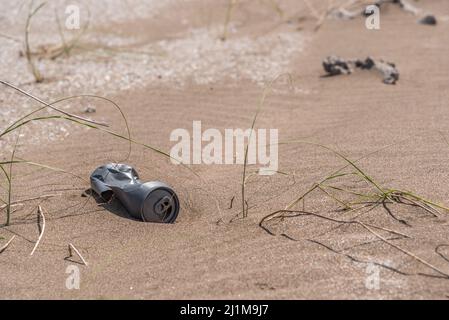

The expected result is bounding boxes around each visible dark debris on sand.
[419,15,437,26]
[331,0,437,26]
[323,56,399,85]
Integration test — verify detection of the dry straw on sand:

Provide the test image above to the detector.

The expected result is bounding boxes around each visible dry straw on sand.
[258,140,449,278]
[67,243,88,266]
[23,0,90,82]
[30,205,46,256]
[0,235,15,254]
[0,79,186,230]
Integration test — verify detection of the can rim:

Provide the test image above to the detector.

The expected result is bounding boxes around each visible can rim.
[140,187,180,223]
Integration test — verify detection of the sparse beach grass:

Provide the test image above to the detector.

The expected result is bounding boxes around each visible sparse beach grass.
[0,80,184,227]
[1,0,448,299]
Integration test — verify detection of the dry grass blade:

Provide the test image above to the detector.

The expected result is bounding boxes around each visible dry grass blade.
[439,131,449,148]
[0,158,86,182]
[2,130,21,225]
[0,193,60,211]
[0,81,200,227]
[68,243,88,266]
[0,164,12,225]
[260,209,408,238]
[0,32,21,43]
[314,0,336,31]
[46,5,91,60]
[221,0,238,41]
[361,222,449,278]
[0,235,16,254]
[0,80,108,127]
[241,73,292,218]
[260,210,449,278]
[265,0,284,18]
[0,82,199,177]
[277,140,449,215]
[317,184,351,210]
[302,0,321,19]
[30,205,45,256]
[25,1,46,83]
[258,139,449,279]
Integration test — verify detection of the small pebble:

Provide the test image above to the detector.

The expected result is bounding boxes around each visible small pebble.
[419,15,437,25]
[83,105,96,113]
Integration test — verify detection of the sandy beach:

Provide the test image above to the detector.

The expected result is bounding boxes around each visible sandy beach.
[1,0,449,299]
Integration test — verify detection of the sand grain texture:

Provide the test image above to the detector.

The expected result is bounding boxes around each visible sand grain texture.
[1,0,449,299]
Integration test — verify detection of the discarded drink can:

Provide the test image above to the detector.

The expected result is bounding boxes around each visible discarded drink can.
[90,163,180,223]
